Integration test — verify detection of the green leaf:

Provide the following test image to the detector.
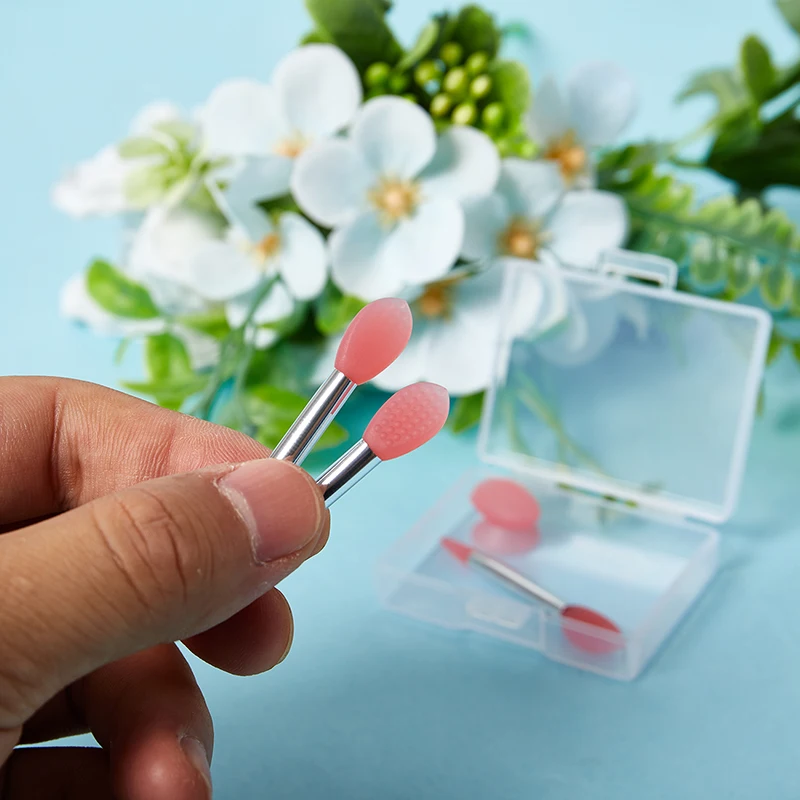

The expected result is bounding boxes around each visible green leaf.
[178,309,232,341]
[300,28,335,44]
[793,341,800,363]
[676,67,749,115]
[396,20,439,72]
[451,5,501,58]
[767,331,786,364]
[777,0,800,36]
[707,110,800,193]
[86,260,160,319]
[123,377,208,411]
[304,0,402,71]
[760,262,793,309]
[448,392,484,433]
[118,137,169,159]
[246,385,347,451]
[315,283,367,335]
[140,333,202,411]
[741,35,777,103]
[146,333,194,382]
[486,60,530,125]
[258,194,302,218]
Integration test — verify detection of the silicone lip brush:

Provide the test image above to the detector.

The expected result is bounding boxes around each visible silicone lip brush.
[316,382,450,507]
[440,538,623,655]
[270,297,413,465]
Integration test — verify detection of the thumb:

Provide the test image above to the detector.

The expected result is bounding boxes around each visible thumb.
[0,459,326,729]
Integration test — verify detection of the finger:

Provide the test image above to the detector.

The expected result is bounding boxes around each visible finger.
[20,688,86,744]
[0,376,270,526]
[1,747,112,800]
[184,588,294,675]
[76,644,212,800]
[19,645,214,800]
[0,457,326,731]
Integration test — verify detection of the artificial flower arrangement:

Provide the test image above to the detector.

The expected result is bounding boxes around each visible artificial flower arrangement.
[55,0,800,451]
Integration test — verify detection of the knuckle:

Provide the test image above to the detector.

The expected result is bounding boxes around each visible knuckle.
[91,484,218,620]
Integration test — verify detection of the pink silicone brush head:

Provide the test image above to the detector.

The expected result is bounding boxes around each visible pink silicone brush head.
[561,606,623,655]
[363,383,450,460]
[441,537,472,564]
[334,298,413,385]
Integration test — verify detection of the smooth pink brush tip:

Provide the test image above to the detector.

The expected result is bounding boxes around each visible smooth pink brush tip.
[471,478,540,531]
[335,298,413,385]
[562,606,624,655]
[363,382,450,460]
[441,538,473,564]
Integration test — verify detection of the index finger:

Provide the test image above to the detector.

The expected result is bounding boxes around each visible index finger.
[0,376,269,526]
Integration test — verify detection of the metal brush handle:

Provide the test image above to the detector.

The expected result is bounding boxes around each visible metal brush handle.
[271,370,355,465]
[471,552,566,612]
[316,440,380,507]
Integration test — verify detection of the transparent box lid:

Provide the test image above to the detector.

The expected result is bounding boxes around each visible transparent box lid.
[479,252,772,524]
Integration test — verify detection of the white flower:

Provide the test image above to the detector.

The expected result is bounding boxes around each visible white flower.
[52,102,183,217]
[360,264,566,396]
[198,44,362,199]
[527,62,636,186]
[462,158,628,271]
[59,273,219,369]
[292,97,501,300]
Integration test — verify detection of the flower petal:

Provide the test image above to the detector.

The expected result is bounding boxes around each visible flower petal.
[420,126,501,201]
[227,280,295,327]
[526,75,569,144]
[130,101,182,134]
[291,139,373,228]
[184,240,261,301]
[352,97,436,179]
[546,191,629,269]
[199,79,288,157]
[370,323,432,391]
[501,256,570,338]
[277,212,328,300]
[330,212,404,300]
[461,193,512,261]
[424,268,506,395]
[383,199,463,285]
[498,159,564,220]
[176,326,221,370]
[273,44,362,139]
[568,61,637,147]
[214,157,288,239]
[52,146,131,217]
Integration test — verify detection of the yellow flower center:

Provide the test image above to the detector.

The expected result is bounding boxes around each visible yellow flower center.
[253,233,281,264]
[369,176,421,225]
[543,130,587,182]
[416,274,467,320]
[274,135,308,159]
[499,218,548,260]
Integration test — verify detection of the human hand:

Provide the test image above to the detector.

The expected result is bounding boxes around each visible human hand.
[0,377,329,799]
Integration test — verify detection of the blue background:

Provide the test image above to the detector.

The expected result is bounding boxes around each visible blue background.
[3,1,800,797]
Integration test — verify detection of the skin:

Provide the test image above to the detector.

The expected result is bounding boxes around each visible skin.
[0,376,331,799]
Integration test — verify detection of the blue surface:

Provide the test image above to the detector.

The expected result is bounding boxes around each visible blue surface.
[3,1,800,797]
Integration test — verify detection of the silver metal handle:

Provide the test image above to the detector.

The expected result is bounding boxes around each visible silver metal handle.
[471,552,566,612]
[315,439,380,507]
[271,370,355,465]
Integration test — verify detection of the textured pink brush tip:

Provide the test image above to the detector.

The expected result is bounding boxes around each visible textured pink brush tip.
[561,606,624,655]
[363,382,450,460]
[334,298,413,385]
[441,538,473,564]
[470,478,540,531]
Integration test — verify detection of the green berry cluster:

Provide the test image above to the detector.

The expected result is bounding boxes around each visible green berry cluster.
[364,61,417,104]
[363,38,536,160]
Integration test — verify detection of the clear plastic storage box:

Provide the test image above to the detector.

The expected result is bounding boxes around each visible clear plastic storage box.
[376,252,772,680]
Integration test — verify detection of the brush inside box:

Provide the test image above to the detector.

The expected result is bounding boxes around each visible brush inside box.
[375,470,718,680]
[375,255,770,680]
